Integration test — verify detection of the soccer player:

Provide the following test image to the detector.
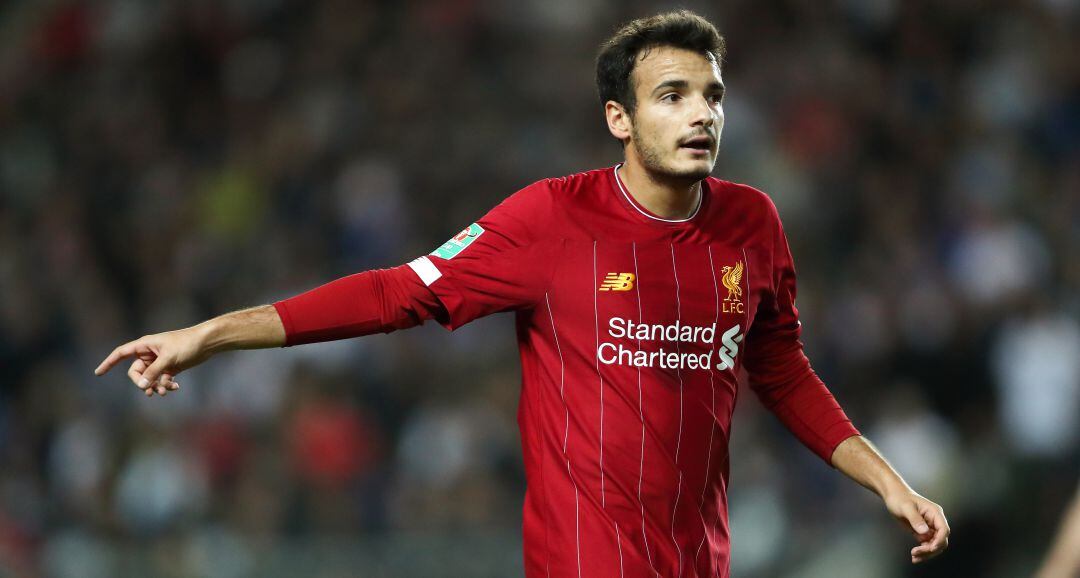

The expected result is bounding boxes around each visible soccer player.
[1036,482,1080,578]
[95,10,950,577]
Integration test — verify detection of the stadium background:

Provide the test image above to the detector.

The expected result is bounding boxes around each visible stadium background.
[1,0,1077,576]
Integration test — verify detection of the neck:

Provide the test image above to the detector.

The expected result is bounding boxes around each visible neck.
[618,158,702,220]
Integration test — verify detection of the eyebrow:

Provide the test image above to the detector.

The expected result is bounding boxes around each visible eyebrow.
[651,80,726,95]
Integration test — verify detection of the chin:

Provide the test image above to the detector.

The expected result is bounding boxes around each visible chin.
[637,146,715,182]
[647,165,712,184]
[668,159,714,181]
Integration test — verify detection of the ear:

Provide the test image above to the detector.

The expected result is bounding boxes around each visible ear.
[605,100,632,142]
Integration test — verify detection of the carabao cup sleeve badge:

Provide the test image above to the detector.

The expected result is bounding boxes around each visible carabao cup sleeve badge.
[430,223,485,259]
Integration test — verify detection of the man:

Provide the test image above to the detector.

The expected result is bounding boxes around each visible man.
[1036,482,1080,578]
[95,10,949,577]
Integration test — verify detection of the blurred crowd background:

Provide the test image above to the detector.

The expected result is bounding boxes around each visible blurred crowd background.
[1,0,1077,576]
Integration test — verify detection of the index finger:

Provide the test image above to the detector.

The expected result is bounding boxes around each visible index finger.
[928,510,950,550]
[95,341,139,376]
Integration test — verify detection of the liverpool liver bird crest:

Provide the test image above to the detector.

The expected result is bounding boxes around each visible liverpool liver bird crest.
[721,262,743,302]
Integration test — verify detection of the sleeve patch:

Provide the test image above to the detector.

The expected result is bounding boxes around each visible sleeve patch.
[407,256,442,286]
[430,223,485,259]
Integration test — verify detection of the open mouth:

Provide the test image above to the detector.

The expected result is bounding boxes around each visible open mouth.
[680,136,712,152]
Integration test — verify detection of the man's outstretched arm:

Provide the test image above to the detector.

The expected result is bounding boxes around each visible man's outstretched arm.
[830,435,951,564]
[95,182,552,397]
[93,304,286,396]
[94,264,442,397]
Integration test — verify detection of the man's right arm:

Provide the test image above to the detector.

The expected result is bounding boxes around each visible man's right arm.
[93,304,288,397]
[96,180,553,397]
[94,264,442,396]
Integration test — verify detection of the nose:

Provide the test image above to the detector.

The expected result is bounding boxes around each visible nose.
[690,94,715,129]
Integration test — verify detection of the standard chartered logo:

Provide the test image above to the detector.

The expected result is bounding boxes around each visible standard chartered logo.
[596,317,744,371]
[714,325,743,371]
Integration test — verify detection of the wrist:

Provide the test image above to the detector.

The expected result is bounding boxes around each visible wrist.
[194,318,228,355]
[878,479,915,501]
[832,436,914,498]
[195,305,287,352]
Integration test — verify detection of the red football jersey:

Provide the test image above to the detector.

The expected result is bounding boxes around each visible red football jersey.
[406,164,859,578]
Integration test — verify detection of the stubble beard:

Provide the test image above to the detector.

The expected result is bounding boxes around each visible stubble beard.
[630,124,713,184]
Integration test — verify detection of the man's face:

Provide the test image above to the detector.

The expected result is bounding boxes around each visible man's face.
[623,46,725,181]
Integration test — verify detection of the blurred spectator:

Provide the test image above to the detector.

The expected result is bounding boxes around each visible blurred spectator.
[992,302,1080,459]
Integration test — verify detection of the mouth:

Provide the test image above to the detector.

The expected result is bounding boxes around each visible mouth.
[679,136,713,154]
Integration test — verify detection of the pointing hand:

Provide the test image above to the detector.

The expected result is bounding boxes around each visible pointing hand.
[94,327,211,397]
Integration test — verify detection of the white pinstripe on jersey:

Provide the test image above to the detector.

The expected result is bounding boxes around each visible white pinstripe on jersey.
[546,292,581,578]
[593,241,607,507]
[632,243,661,578]
[740,247,751,370]
[593,241,626,577]
[669,244,685,578]
[694,245,722,577]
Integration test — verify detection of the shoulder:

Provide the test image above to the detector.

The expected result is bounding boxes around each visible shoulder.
[477,170,595,242]
[544,166,612,190]
[707,177,785,229]
[530,166,613,205]
[493,165,611,217]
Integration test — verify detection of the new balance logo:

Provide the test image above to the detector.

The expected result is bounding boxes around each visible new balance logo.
[599,272,635,291]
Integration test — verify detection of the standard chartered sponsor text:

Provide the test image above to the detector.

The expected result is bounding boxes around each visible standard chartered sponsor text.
[599,317,743,371]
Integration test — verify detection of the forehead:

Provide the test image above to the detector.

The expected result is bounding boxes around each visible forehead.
[632,45,722,91]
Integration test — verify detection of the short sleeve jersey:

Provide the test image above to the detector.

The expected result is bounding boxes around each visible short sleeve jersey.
[406,165,858,578]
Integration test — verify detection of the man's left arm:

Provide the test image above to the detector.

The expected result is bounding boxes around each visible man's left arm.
[830,435,951,564]
[744,197,950,564]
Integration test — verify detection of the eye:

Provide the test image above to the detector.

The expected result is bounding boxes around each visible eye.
[661,93,681,103]
[709,93,724,104]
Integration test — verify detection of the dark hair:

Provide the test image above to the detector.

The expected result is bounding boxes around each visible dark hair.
[596,10,726,114]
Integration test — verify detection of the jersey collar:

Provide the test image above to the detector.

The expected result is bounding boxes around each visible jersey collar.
[611,163,708,227]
